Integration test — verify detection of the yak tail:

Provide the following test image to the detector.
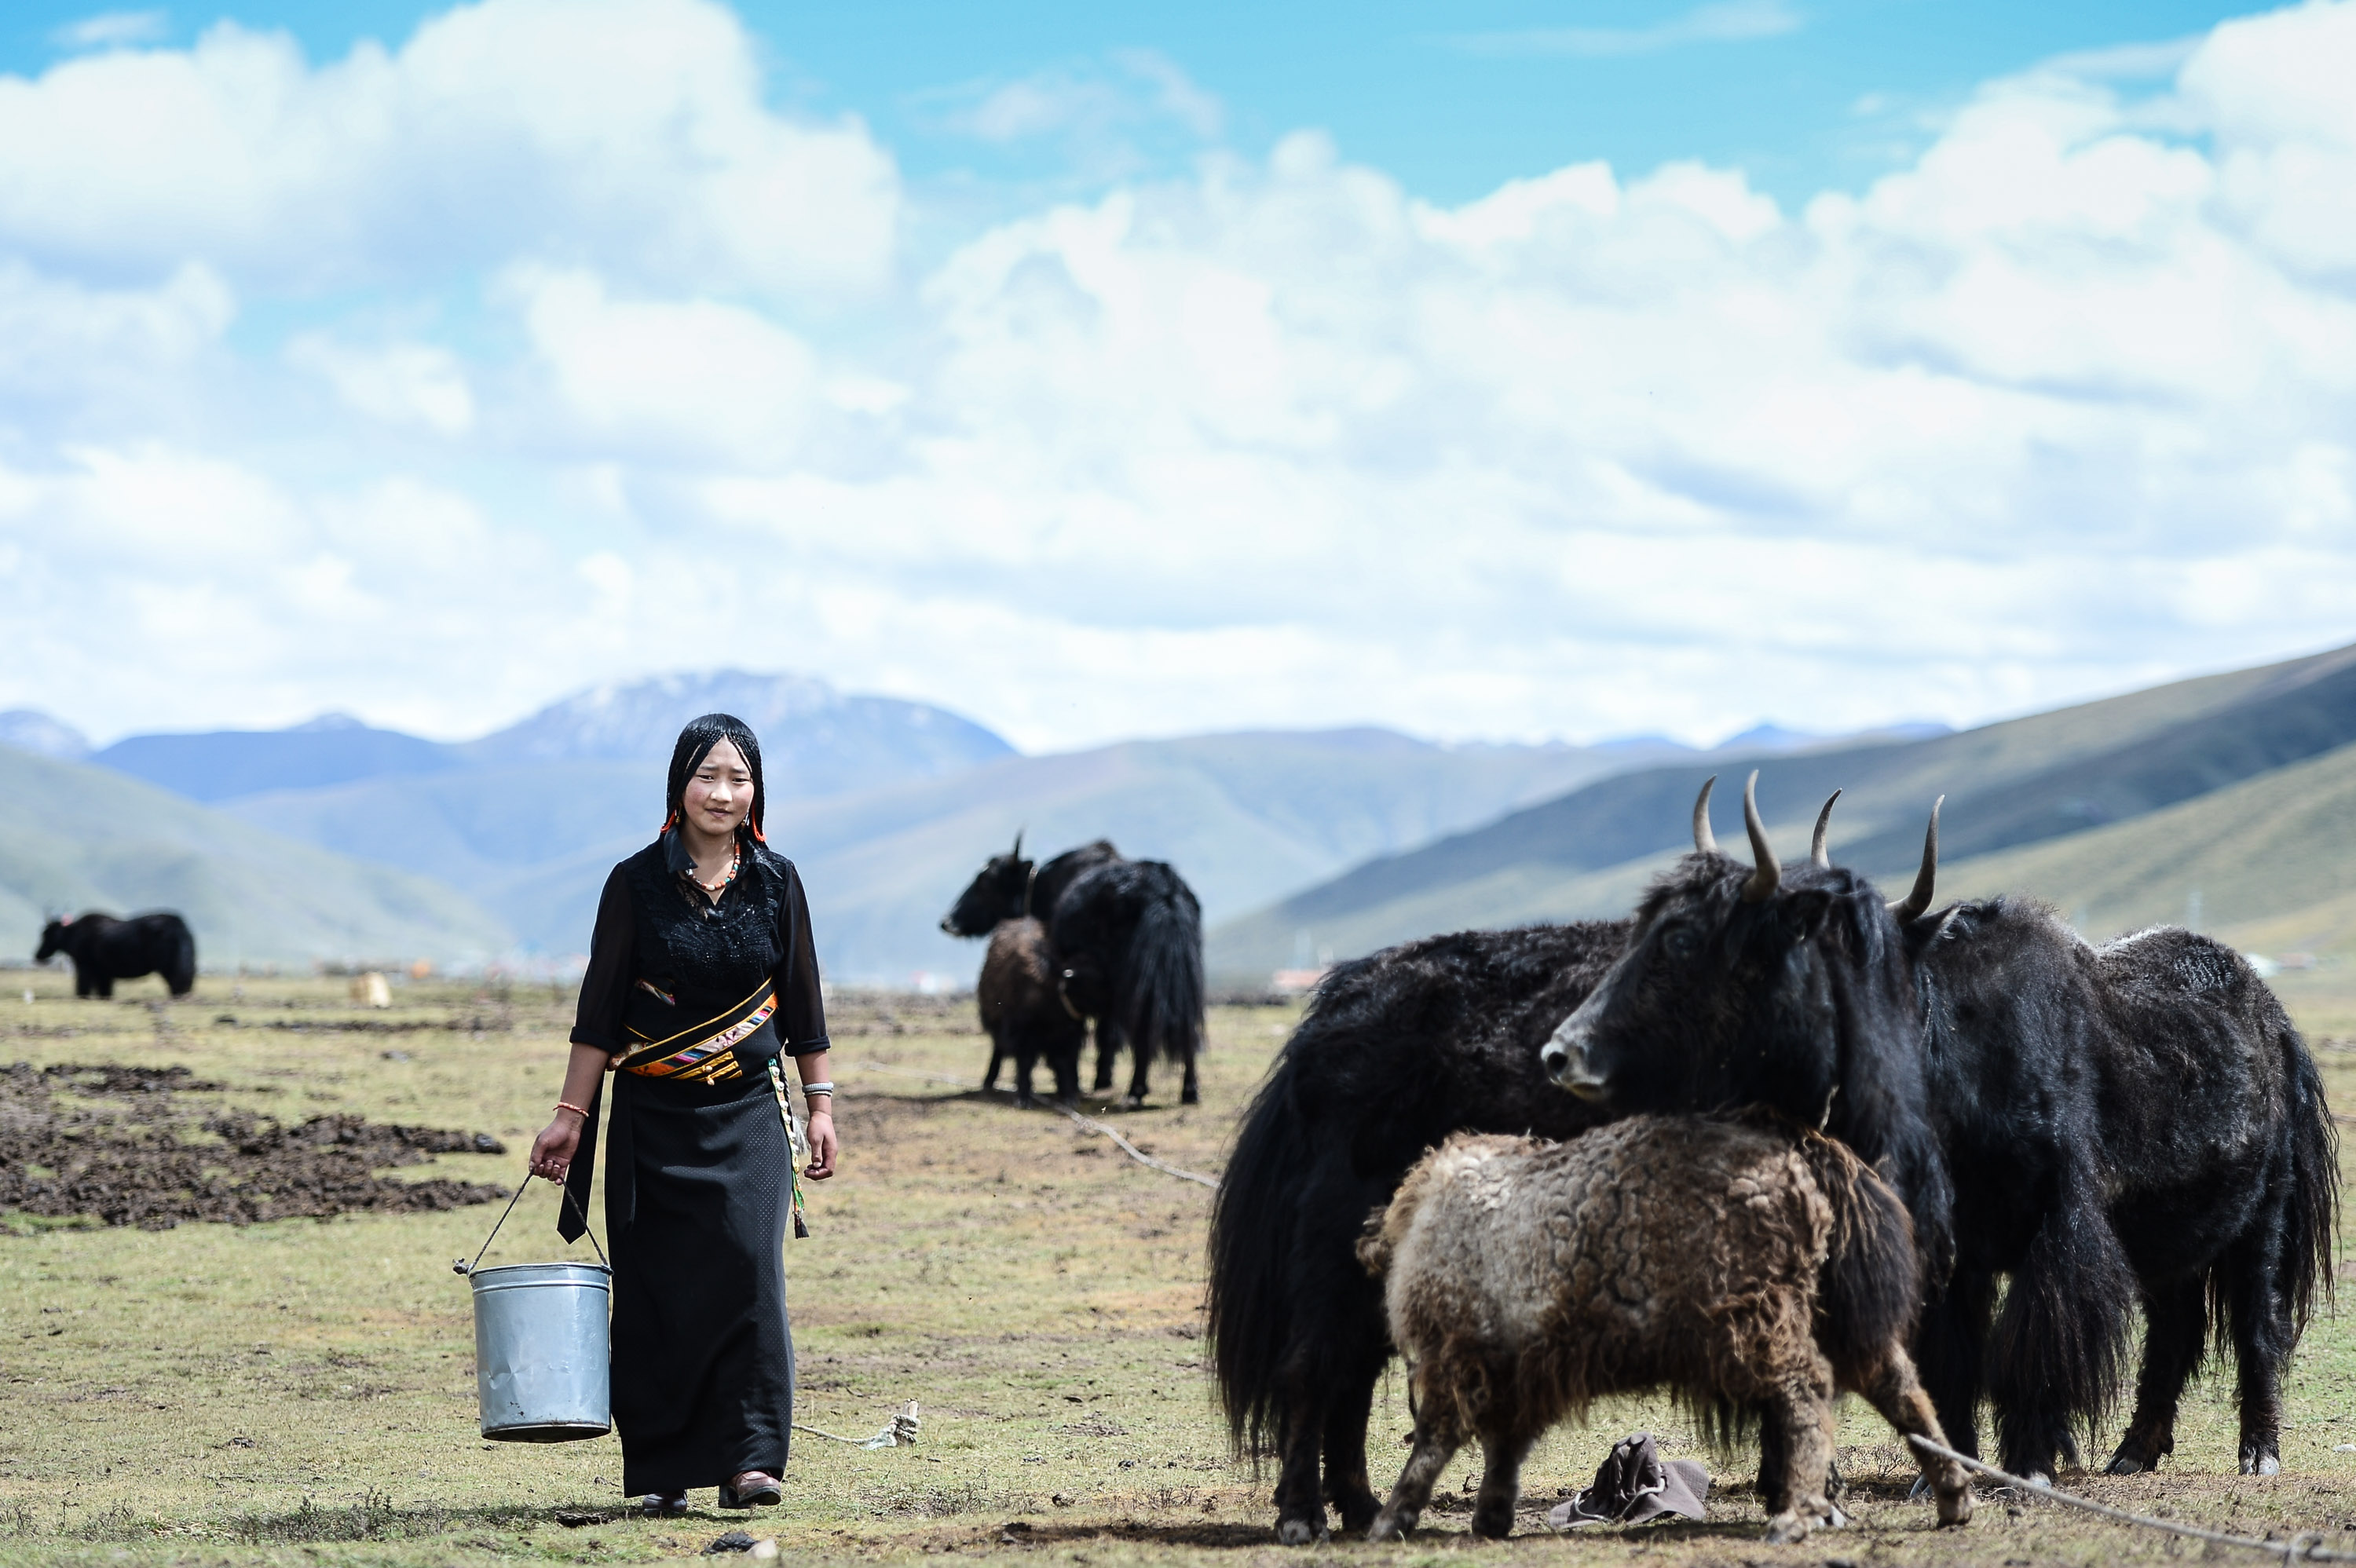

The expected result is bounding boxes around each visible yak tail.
[1207,1046,1308,1460]
[2282,1036,2340,1327]
[1120,883,1203,1067]
[1799,1129,1922,1377]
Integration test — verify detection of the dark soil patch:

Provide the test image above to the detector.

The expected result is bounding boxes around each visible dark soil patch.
[0,1060,510,1230]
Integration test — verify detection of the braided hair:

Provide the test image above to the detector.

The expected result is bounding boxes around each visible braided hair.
[663,712,767,843]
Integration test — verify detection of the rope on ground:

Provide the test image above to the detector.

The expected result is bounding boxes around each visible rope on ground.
[794,1402,921,1450]
[841,1058,1219,1190]
[1904,1435,2352,1562]
[1053,1104,1219,1189]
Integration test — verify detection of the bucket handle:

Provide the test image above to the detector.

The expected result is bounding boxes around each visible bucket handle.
[454,1172,609,1276]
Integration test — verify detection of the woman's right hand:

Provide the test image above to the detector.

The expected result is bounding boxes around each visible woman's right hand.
[529,1116,582,1183]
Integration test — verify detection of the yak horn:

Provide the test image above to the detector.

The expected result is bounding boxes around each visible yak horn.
[1011,829,1025,861]
[1890,796,1944,922]
[1692,776,1719,855]
[1811,789,1842,868]
[1740,771,1778,902]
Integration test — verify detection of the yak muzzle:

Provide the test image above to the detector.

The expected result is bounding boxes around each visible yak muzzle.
[1540,1020,1610,1102]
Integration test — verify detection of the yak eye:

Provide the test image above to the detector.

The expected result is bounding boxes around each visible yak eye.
[1663,927,1699,959]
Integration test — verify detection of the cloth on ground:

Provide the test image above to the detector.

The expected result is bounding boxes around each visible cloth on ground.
[1546,1432,1709,1527]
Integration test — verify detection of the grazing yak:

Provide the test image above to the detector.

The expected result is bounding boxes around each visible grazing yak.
[974,916,1088,1106]
[942,837,1121,1092]
[1048,857,1204,1107]
[1208,921,1631,1544]
[1542,775,2338,1482]
[37,912,196,999]
[1361,1116,1974,1544]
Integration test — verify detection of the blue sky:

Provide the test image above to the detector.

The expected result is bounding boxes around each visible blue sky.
[2,0,2354,751]
[1,0,2247,208]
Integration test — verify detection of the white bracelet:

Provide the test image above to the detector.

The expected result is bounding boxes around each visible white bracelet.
[802,1080,833,1099]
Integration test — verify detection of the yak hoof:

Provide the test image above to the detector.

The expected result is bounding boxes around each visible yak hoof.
[1180,1085,1200,1105]
[1762,1512,1813,1545]
[2240,1452,2281,1477]
[2105,1453,2146,1475]
[1364,1510,1412,1543]
[1275,1515,1324,1546]
[1120,1093,1147,1110]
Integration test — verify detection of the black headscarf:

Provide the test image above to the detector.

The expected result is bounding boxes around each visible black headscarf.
[664,712,767,843]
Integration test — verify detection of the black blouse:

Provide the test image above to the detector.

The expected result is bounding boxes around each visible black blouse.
[571,832,829,1062]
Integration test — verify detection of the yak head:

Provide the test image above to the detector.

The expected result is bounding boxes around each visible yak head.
[940,833,1033,937]
[1540,773,1955,1274]
[35,917,71,963]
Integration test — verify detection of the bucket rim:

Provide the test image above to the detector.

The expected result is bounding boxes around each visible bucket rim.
[466,1259,613,1286]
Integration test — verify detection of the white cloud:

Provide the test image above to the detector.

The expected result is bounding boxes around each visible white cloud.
[52,11,170,49]
[0,0,900,298]
[1451,0,1804,59]
[7,0,2356,756]
[287,334,476,435]
[510,266,821,466]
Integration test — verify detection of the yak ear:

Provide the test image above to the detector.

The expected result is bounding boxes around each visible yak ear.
[1780,888,1835,942]
[1899,904,1960,957]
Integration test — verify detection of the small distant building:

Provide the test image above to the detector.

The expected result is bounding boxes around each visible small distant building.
[1271,967,1329,994]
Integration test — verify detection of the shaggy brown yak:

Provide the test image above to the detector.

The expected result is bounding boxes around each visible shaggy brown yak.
[976,916,1087,1106]
[1359,1116,1975,1544]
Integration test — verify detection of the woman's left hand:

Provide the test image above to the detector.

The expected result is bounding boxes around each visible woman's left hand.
[805,1109,836,1180]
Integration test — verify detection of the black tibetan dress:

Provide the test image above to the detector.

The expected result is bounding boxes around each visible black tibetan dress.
[563,832,829,1496]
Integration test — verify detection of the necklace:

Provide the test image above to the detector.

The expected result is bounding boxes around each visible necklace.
[687,838,741,895]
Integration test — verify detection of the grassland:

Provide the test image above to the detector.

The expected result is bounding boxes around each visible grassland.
[1,967,2353,1567]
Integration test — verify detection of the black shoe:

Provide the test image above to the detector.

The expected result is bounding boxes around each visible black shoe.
[719,1472,782,1509]
[640,1493,688,1517]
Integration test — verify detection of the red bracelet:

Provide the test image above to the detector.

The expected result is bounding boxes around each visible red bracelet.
[554,1101,591,1120]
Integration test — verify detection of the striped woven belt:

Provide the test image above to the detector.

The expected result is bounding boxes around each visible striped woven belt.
[618,980,777,1084]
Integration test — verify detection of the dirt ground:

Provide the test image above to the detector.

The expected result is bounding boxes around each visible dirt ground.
[0,967,2352,1568]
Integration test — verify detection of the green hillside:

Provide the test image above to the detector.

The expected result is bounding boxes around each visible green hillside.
[1939,736,2356,955]
[0,747,511,968]
[1209,641,2356,978]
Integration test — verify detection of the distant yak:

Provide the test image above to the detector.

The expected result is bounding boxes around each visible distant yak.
[37,912,197,998]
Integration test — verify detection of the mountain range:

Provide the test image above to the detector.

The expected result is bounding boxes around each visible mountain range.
[19,641,2352,989]
[1,669,1920,978]
[1205,641,2356,978]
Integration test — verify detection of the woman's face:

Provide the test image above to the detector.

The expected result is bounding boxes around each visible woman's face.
[681,737,755,839]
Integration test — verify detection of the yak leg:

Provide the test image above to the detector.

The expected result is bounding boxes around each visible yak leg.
[1367,1401,1462,1543]
[1271,1382,1330,1545]
[1178,1043,1200,1106]
[2224,1225,2296,1476]
[1012,1041,1042,1109]
[1047,1033,1083,1106]
[1914,1267,1996,1478]
[1319,1343,1388,1535]
[1760,1360,1840,1545]
[981,1030,1008,1092]
[1989,1203,2135,1482]
[1469,1421,1535,1540]
[1092,1018,1124,1095]
[2105,1278,2205,1475]
[1860,1348,1974,1527]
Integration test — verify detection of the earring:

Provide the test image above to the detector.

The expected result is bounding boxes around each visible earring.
[745,815,767,843]
[660,810,679,833]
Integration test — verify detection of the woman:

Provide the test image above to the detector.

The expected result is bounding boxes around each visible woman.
[528,713,838,1517]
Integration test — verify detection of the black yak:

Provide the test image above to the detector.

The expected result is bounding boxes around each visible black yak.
[1542,775,2339,1482]
[1362,1117,1974,1543]
[941,837,1121,1091]
[1048,857,1204,1107]
[36,912,196,999]
[974,916,1088,1106]
[1207,921,1627,1543]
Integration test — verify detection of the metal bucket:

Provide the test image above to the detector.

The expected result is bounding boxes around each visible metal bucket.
[470,1260,612,1442]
